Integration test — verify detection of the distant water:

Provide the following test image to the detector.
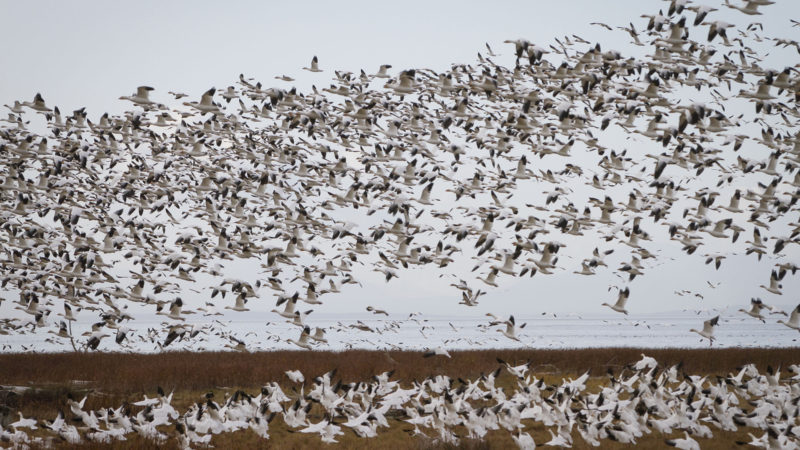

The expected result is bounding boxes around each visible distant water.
[3,308,798,353]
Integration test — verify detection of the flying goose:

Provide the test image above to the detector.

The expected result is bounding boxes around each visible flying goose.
[271,294,298,319]
[303,56,323,73]
[366,306,389,316]
[85,330,110,350]
[759,270,783,295]
[22,93,52,112]
[738,298,767,322]
[372,64,392,78]
[183,88,221,113]
[119,86,156,106]
[224,293,250,312]
[777,304,800,331]
[602,287,630,314]
[724,0,766,15]
[157,297,186,321]
[498,315,525,341]
[285,370,305,383]
[423,346,451,358]
[287,326,313,350]
[309,327,328,343]
[689,315,719,346]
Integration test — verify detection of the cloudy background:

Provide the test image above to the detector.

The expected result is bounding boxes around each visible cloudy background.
[1,0,799,324]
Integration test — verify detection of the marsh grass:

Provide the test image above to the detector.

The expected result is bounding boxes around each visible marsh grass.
[2,348,797,449]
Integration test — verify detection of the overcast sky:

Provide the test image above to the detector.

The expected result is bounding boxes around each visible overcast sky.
[1,1,799,319]
[3,0,797,115]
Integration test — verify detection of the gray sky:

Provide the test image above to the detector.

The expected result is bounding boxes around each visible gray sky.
[3,0,795,115]
[1,0,799,319]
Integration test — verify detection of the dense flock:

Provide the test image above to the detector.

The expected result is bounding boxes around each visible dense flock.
[3,356,800,448]
[1,0,800,353]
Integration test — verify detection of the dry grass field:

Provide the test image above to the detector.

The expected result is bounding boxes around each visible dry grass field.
[1,347,798,449]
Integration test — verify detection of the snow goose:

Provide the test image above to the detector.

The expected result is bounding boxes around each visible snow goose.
[738,298,767,322]
[372,64,392,78]
[366,305,389,316]
[157,297,186,321]
[288,326,313,350]
[384,69,419,95]
[288,309,313,328]
[689,315,719,345]
[498,315,525,341]
[423,346,451,358]
[602,287,630,314]
[119,86,156,106]
[303,55,323,73]
[285,370,305,383]
[776,304,800,331]
[496,358,530,379]
[10,412,38,430]
[183,88,221,114]
[85,330,110,350]
[665,431,700,450]
[477,268,499,287]
[633,353,658,371]
[224,336,247,352]
[224,293,250,312]
[724,0,766,15]
[271,293,298,319]
[544,426,573,447]
[759,270,783,295]
[22,93,52,112]
[512,429,536,449]
[49,321,70,339]
[309,327,328,343]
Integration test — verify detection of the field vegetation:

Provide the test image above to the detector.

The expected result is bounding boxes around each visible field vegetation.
[1,348,797,449]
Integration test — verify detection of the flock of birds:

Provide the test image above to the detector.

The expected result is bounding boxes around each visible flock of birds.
[1,0,800,352]
[3,355,800,448]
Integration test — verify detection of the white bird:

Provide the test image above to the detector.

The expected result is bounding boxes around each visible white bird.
[85,330,111,350]
[22,93,52,112]
[372,64,393,78]
[303,56,323,72]
[602,287,630,314]
[777,304,800,331]
[285,370,305,383]
[287,326,313,350]
[633,353,658,371]
[366,305,389,316]
[724,0,765,15]
[665,431,701,450]
[183,88,220,113]
[271,294,298,319]
[423,346,451,358]
[738,298,767,322]
[225,293,250,312]
[689,315,719,346]
[512,429,536,449]
[309,327,328,344]
[498,315,525,341]
[759,270,783,295]
[10,412,38,430]
[119,86,156,106]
